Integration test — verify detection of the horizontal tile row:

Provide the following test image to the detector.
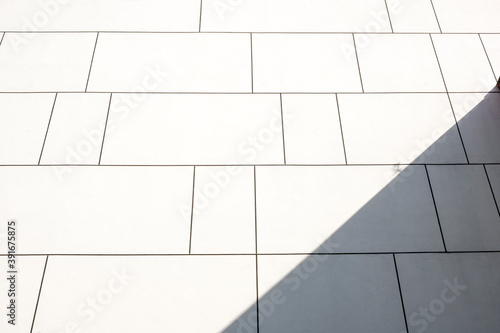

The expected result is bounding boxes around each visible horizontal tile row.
[0,33,498,93]
[1,0,499,33]
[2,93,500,165]
[2,165,500,254]
[4,253,500,332]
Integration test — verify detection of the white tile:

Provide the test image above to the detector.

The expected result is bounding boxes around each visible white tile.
[256,166,444,253]
[87,33,251,92]
[427,165,500,251]
[432,0,500,32]
[258,254,406,332]
[0,93,55,164]
[388,0,440,32]
[432,34,497,92]
[356,34,445,92]
[191,166,255,254]
[281,94,346,164]
[0,0,200,32]
[0,256,46,332]
[396,253,500,333]
[0,33,97,92]
[101,94,284,165]
[0,167,193,254]
[480,34,500,79]
[40,93,111,165]
[201,0,391,32]
[338,93,467,164]
[450,93,500,163]
[252,34,362,93]
[33,256,257,333]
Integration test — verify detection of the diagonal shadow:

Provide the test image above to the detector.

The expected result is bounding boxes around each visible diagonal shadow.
[222,88,500,333]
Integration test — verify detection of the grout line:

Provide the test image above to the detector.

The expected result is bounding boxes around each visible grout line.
[384,0,394,33]
[6,31,500,34]
[483,164,500,218]
[254,166,258,254]
[429,0,443,33]
[38,93,58,165]
[254,166,260,331]
[0,32,5,47]
[352,34,364,93]
[4,163,500,167]
[85,32,100,92]
[199,0,203,32]
[424,165,448,252]
[478,33,498,79]
[0,91,499,95]
[429,33,471,163]
[279,94,286,164]
[393,254,410,333]
[429,34,449,92]
[335,94,348,165]
[189,166,196,254]
[30,256,49,333]
[98,93,113,165]
[7,250,500,257]
[250,33,254,93]
[445,92,470,163]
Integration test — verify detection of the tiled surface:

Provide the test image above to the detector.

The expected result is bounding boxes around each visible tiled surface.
[431,34,497,92]
[388,0,440,33]
[87,33,251,92]
[432,0,500,32]
[191,166,256,254]
[0,167,194,254]
[1,1,500,332]
[396,253,500,333]
[100,94,283,165]
[252,34,362,92]
[33,256,257,333]
[40,93,111,165]
[338,93,467,164]
[450,93,500,163]
[256,166,444,253]
[201,0,392,32]
[427,165,500,251]
[0,93,55,164]
[0,0,201,32]
[281,94,345,164]
[0,256,46,333]
[257,254,406,332]
[0,33,97,92]
[355,34,446,92]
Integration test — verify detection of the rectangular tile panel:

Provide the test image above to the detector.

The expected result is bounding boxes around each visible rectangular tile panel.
[338,93,466,164]
[256,166,444,253]
[40,93,111,165]
[87,33,251,92]
[427,165,500,251]
[432,0,500,32]
[258,254,406,333]
[432,34,497,92]
[33,256,257,333]
[355,34,445,92]
[0,166,193,254]
[100,94,284,165]
[396,253,500,333]
[0,0,200,31]
[252,34,362,92]
[0,94,55,164]
[201,0,391,32]
[0,33,97,92]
